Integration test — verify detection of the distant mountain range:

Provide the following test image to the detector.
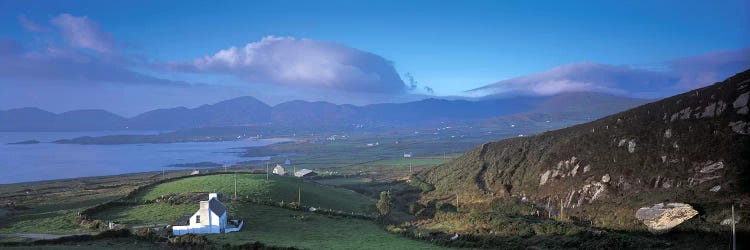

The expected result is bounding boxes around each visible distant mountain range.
[0,92,649,131]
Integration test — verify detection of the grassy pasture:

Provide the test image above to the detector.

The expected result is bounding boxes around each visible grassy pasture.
[90,202,442,249]
[87,174,442,249]
[314,177,373,186]
[135,174,374,213]
[209,204,443,249]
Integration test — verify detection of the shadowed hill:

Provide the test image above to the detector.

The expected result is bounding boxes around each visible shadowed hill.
[419,69,750,230]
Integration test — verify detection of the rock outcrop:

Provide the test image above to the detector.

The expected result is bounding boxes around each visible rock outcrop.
[635,203,698,234]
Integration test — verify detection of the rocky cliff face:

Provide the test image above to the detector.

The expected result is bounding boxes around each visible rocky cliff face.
[419,69,750,230]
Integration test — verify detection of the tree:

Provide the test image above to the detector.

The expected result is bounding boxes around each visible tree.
[376,191,392,217]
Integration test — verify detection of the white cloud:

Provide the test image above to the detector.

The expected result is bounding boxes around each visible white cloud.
[667,47,750,89]
[471,47,750,98]
[165,36,406,93]
[471,62,674,97]
[18,15,48,32]
[50,14,114,53]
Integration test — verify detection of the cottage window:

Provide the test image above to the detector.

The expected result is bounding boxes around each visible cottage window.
[196,215,201,223]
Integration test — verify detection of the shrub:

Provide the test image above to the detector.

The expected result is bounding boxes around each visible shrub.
[532,220,583,236]
[376,191,392,217]
[169,234,209,247]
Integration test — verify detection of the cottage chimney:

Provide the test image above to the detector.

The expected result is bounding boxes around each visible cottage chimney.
[209,193,218,200]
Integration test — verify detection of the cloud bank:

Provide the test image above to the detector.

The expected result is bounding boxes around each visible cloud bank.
[667,47,750,89]
[164,36,407,93]
[2,15,419,114]
[17,15,48,32]
[472,47,750,98]
[1,14,189,87]
[50,14,114,53]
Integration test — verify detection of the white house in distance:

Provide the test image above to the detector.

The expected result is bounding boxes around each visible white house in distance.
[294,169,318,178]
[172,193,243,235]
[272,164,286,175]
[403,152,412,158]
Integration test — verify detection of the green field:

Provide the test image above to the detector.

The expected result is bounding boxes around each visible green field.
[365,157,449,166]
[245,137,475,171]
[314,177,373,186]
[87,174,443,249]
[136,174,374,213]
[208,204,442,249]
[0,175,160,234]
[91,203,196,226]
[90,201,442,249]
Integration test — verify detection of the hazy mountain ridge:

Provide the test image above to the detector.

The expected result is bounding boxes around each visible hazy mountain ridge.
[0,108,126,131]
[418,69,750,230]
[0,92,647,131]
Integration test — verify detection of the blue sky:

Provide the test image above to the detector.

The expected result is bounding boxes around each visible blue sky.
[0,0,748,115]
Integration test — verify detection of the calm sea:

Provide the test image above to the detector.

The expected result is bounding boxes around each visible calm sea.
[0,131,284,184]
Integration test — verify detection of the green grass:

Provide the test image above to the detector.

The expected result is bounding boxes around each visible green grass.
[1,238,166,249]
[207,204,443,250]
[0,237,32,244]
[314,177,373,186]
[89,201,443,249]
[366,158,448,166]
[0,210,88,234]
[136,174,374,213]
[91,203,196,226]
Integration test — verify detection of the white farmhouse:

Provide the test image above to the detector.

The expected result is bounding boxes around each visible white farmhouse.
[172,193,243,235]
[272,164,286,175]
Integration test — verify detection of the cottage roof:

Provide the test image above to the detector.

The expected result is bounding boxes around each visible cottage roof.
[295,169,314,176]
[173,214,192,226]
[209,197,228,216]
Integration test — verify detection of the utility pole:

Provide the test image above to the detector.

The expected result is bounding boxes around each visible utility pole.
[546,197,551,218]
[732,204,736,250]
[234,172,237,200]
[409,163,412,174]
[266,161,269,180]
[456,193,459,213]
[298,187,301,207]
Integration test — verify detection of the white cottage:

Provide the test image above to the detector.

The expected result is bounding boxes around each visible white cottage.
[272,164,285,175]
[172,193,243,235]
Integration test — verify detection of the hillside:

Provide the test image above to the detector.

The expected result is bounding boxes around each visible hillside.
[418,69,750,230]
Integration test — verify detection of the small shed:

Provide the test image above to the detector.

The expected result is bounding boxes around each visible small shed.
[294,169,318,178]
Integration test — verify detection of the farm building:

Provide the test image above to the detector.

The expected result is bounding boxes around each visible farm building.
[403,152,412,158]
[272,164,286,175]
[172,193,243,235]
[294,169,318,178]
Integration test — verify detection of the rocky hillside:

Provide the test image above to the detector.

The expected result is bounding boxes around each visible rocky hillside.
[418,69,750,230]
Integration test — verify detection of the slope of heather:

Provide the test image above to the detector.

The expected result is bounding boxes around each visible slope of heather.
[419,69,750,231]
